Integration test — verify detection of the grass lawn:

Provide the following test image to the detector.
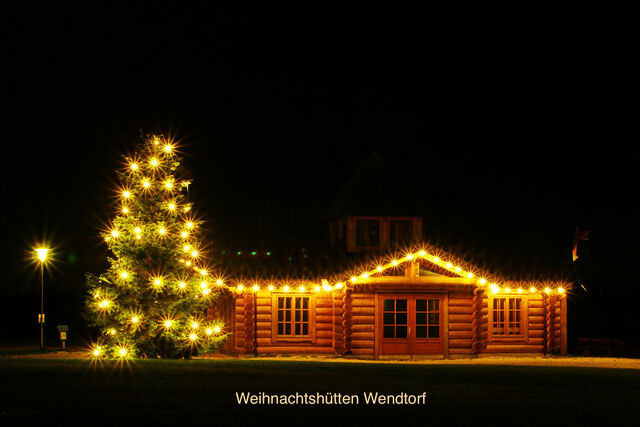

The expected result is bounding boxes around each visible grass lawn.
[2,356,639,426]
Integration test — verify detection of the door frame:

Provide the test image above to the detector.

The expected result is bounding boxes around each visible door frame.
[374,292,449,359]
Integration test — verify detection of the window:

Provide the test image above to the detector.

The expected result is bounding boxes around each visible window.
[390,220,413,246]
[492,297,523,336]
[356,219,380,248]
[383,298,408,338]
[275,296,310,337]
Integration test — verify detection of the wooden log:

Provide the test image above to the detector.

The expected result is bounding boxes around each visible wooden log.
[528,338,544,345]
[315,299,333,308]
[450,293,473,301]
[256,321,271,330]
[317,330,333,340]
[316,323,333,331]
[317,315,333,324]
[316,307,333,316]
[449,314,472,323]
[449,323,472,331]
[528,315,544,324]
[449,339,473,348]
[528,300,543,309]
[256,297,271,306]
[528,307,544,317]
[449,306,473,315]
[352,306,375,315]
[236,314,245,323]
[351,340,374,349]
[256,330,271,339]
[352,324,375,333]
[256,306,271,315]
[352,316,375,325]
[529,330,544,338]
[449,330,473,339]
[485,344,544,353]
[236,307,245,316]
[256,314,271,322]
[351,299,375,307]
[351,332,374,340]
[449,299,472,307]
[449,347,473,354]
[235,298,245,306]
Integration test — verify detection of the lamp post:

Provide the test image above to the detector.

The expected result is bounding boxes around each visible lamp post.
[35,247,49,351]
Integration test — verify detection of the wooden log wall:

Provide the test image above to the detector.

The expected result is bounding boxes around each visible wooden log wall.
[471,288,483,354]
[448,292,474,355]
[349,292,375,357]
[234,291,338,355]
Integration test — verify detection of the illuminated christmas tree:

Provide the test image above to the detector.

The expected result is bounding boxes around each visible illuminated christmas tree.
[85,135,227,358]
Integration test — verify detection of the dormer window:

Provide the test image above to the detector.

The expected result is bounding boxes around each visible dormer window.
[356,219,380,248]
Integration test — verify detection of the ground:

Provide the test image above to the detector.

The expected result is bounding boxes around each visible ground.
[2,346,640,425]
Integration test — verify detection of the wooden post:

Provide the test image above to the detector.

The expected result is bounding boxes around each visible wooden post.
[561,295,568,355]
[342,289,352,355]
[244,292,254,355]
[471,288,482,355]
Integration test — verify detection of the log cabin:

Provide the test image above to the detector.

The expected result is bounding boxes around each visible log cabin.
[211,244,570,359]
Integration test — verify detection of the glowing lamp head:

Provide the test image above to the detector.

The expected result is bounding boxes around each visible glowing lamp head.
[164,320,173,328]
[150,158,159,167]
[517,288,523,294]
[529,287,536,293]
[164,144,173,153]
[377,266,383,272]
[391,260,398,266]
[315,286,321,292]
[544,287,552,294]
[179,282,186,289]
[35,248,49,262]
[253,285,260,292]
[118,347,128,357]
[489,284,499,294]
[120,271,128,279]
[111,229,119,238]
[455,267,461,272]
[181,231,188,238]
[361,273,369,279]
[446,262,452,268]
[191,322,199,329]
[130,163,138,171]
[131,316,139,323]
[504,287,511,293]
[478,278,487,285]
[191,250,198,258]
[164,181,173,190]
[268,285,274,292]
[158,228,166,235]
[237,285,244,292]
[122,190,131,198]
[153,278,162,286]
[186,222,194,229]
[467,273,473,278]
[189,333,197,341]
[99,299,110,308]
[216,279,223,286]
[122,207,129,214]
[168,203,176,210]
[350,276,357,283]
[143,180,151,188]
[433,257,440,263]
[283,285,290,292]
[134,227,141,234]
[419,250,426,256]
[406,254,414,260]
[298,286,305,292]
[205,328,213,335]
[200,281,208,289]
[558,287,565,294]
[92,347,102,357]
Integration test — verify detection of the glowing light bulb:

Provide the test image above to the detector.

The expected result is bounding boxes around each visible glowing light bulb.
[164,320,173,328]
[298,286,305,292]
[505,287,511,293]
[558,287,565,294]
[108,329,116,335]
[183,206,191,212]
[186,222,194,229]
[130,163,138,171]
[200,282,207,289]
[517,288,523,294]
[153,137,159,145]
[392,260,398,266]
[158,228,166,235]
[268,285,274,292]
[120,271,128,279]
[136,234,141,240]
[407,254,414,260]
[213,325,221,334]
[189,333,197,341]
[122,190,131,198]
[164,144,173,153]
[216,279,223,286]
[467,273,473,278]
[93,347,102,357]
[168,203,176,210]
[253,285,260,292]
[361,273,369,279]
[544,287,552,294]
[335,283,343,289]
[314,286,321,292]
[205,328,213,335]
[122,207,129,214]
[131,316,139,323]
[111,229,119,238]
[455,267,461,272]
[191,250,198,258]
[490,284,499,294]
[479,278,486,285]
[150,158,159,167]
[181,231,188,238]
[350,276,357,283]
[186,261,191,266]
[154,278,162,286]
[118,347,128,357]
[446,262,452,268]
[529,287,537,293]
[99,299,110,308]
[283,285,290,292]
[164,180,173,190]
[200,269,208,276]
[134,227,141,234]
[183,245,191,251]
[377,266,383,272]
[433,257,440,263]
[143,180,151,188]
[179,282,186,289]
[237,285,244,292]
[191,322,199,329]
[419,250,426,256]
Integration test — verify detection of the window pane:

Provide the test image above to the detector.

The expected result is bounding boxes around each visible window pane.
[416,299,427,312]
[396,313,407,325]
[295,298,301,309]
[428,326,440,338]
[383,313,395,325]
[285,311,291,321]
[278,323,283,335]
[295,311,300,321]
[303,298,308,309]
[416,326,427,338]
[285,324,291,335]
[302,311,308,322]
[383,326,395,338]
[295,324,300,335]
[285,297,291,309]
[428,299,439,311]
[396,299,407,312]
[390,220,413,246]
[356,219,380,247]
[278,298,284,309]
[428,313,439,325]
[396,326,407,338]
[278,310,283,321]
[383,299,394,311]
[302,324,308,335]
[416,313,427,325]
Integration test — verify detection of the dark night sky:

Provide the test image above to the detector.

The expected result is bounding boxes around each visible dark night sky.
[2,4,638,341]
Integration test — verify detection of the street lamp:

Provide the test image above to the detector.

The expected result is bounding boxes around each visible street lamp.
[35,247,49,351]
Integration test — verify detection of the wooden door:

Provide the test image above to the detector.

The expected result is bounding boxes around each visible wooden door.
[379,294,443,355]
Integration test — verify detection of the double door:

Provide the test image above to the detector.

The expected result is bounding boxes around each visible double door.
[379,294,443,355]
